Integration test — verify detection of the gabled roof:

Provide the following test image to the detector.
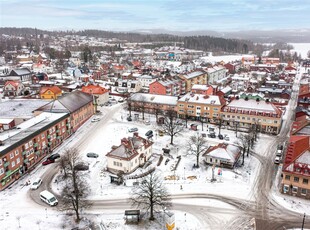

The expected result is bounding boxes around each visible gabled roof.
[81,85,109,95]
[4,80,21,89]
[8,68,31,76]
[36,91,93,113]
[283,136,310,171]
[203,143,240,163]
[40,86,62,95]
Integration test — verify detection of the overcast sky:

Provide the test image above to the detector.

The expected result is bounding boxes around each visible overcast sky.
[0,0,309,32]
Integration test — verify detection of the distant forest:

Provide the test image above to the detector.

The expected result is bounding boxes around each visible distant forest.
[0,27,260,55]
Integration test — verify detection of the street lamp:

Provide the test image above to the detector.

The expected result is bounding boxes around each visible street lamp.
[45,208,47,219]
[183,167,186,180]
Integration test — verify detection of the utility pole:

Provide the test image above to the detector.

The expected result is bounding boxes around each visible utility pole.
[302,213,306,230]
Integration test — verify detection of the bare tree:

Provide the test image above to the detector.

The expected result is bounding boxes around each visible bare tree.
[216,115,224,135]
[126,96,133,117]
[138,95,147,120]
[161,110,183,145]
[199,114,208,132]
[59,148,91,222]
[154,103,161,123]
[233,120,239,137]
[130,171,171,221]
[187,133,208,168]
[234,134,248,166]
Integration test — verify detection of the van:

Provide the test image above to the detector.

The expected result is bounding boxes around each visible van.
[40,190,58,206]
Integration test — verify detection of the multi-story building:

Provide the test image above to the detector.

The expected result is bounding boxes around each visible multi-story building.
[206,66,227,84]
[106,132,153,174]
[81,84,109,106]
[179,71,207,92]
[177,93,226,122]
[149,77,185,96]
[0,112,70,190]
[221,98,282,134]
[115,79,142,93]
[250,64,277,73]
[129,93,178,115]
[281,135,310,199]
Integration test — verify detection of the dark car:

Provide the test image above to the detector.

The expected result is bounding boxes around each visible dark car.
[145,130,153,137]
[47,153,60,161]
[218,134,224,140]
[42,158,55,166]
[127,116,132,121]
[74,163,89,171]
[86,152,99,158]
[208,133,216,138]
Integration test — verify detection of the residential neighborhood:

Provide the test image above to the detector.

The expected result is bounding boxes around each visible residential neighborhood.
[0,26,309,230]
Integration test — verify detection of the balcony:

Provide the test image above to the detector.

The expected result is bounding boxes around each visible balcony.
[47,135,51,139]
[35,151,40,155]
[4,162,9,167]
[23,159,28,164]
[56,129,60,133]
[57,136,61,140]
[22,151,27,156]
[33,143,38,148]
[66,123,70,127]
[5,170,12,176]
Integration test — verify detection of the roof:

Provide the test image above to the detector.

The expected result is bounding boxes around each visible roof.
[8,68,31,76]
[130,93,178,106]
[203,143,240,163]
[283,136,310,175]
[4,80,21,89]
[178,93,224,106]
[81,85,109,95]
[182,71,204,80]
[40,86,62,95]
[106,134,153,161]
[36,91,93,113]
[225,98,280,113]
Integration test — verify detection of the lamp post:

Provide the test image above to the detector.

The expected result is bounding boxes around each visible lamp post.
[302,213,306,230]
[45,208,47,219]
[184,167,186,180]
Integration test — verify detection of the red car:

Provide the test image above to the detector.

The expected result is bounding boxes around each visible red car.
[42,158,55,166]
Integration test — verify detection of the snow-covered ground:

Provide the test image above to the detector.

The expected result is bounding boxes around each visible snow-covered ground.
[289,43,310,59]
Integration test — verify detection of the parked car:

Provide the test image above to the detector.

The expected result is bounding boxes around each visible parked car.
[40,190,58,206]
[145,130,153,137]
[47,153,60,161]
[274,156,281,164]
[31,178,42,190]
[74,163,89,171]
[91,117,101,122]
[276,149,282,157]
[208,133,216,138]
[127,116,132,121]
[218,134,224,140]
[118,98,124,103]
[158,130,164,136]
[87,152,99,158]
[144,120,150,125]
[277,145,283,150]
[128,127,138,132]
[42,158,55,166]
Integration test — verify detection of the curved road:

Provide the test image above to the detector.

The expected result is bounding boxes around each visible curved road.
[29,70,309,229]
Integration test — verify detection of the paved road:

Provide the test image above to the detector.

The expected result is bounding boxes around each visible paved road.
[28,72,309,229]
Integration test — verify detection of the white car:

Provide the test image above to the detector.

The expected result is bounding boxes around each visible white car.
[274,156,281,164]
[91,117,101,122]
[31,178,42,190]
[128,127,138,132]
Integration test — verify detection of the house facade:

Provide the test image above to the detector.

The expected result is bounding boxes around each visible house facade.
[106,132,153,174]
[40,86,62,99]
[4,81,24,96]
[281,136,310,199]
[206,66,227,84]
[221,98,283,134]
[203,143,241,168]
[177,93,226,122]
[81,84,109,106]
[179,71,207,92]
[149,77,185,96]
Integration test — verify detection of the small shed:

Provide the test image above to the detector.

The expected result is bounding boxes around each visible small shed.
[124,210,140,224]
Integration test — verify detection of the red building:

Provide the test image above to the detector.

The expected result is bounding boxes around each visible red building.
[149,77,184,96]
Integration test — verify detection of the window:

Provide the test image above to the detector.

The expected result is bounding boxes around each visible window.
[294,177,299,182]
[41,133,45,138]
[210,158,212,162]
[0,168,3,175]
[292,186,298,193]
[285,175,290,180]
[301,188,307,195]
[15,150,19,156]
[0,159,2,166]
[274,120,277,124]
[10,153,14,159]
[283,185,289,193]
[11,161,15,167]
[16,158,20,164]
[303,179,308,184]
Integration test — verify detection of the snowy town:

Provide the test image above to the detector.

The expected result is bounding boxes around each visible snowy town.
[0,27,309,230]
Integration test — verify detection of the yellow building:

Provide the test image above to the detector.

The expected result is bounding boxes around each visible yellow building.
[179,71,207,93]
[40,86,62,99]
[177,93,226,122]
[221,98,282,134]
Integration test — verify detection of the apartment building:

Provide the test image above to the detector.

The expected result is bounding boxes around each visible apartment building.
[149,77,185,96]
[179,71,207,92]
[281,135,310,199]
[206,66,227,84]
[221,98,282,134]
[177,93,226,122]
[0,112,70,190]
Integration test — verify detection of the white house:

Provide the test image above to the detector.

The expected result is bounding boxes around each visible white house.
[106,133,153,174]
[203,143,241,168]
[206,66,227,84]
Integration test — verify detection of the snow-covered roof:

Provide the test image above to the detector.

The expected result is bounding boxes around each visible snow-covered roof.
[182,71,204,79]
[192,84,208,90]
[130,93,178,106]
[178,93,223,106]
[226,98,277,112]
[205,144,240,163]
